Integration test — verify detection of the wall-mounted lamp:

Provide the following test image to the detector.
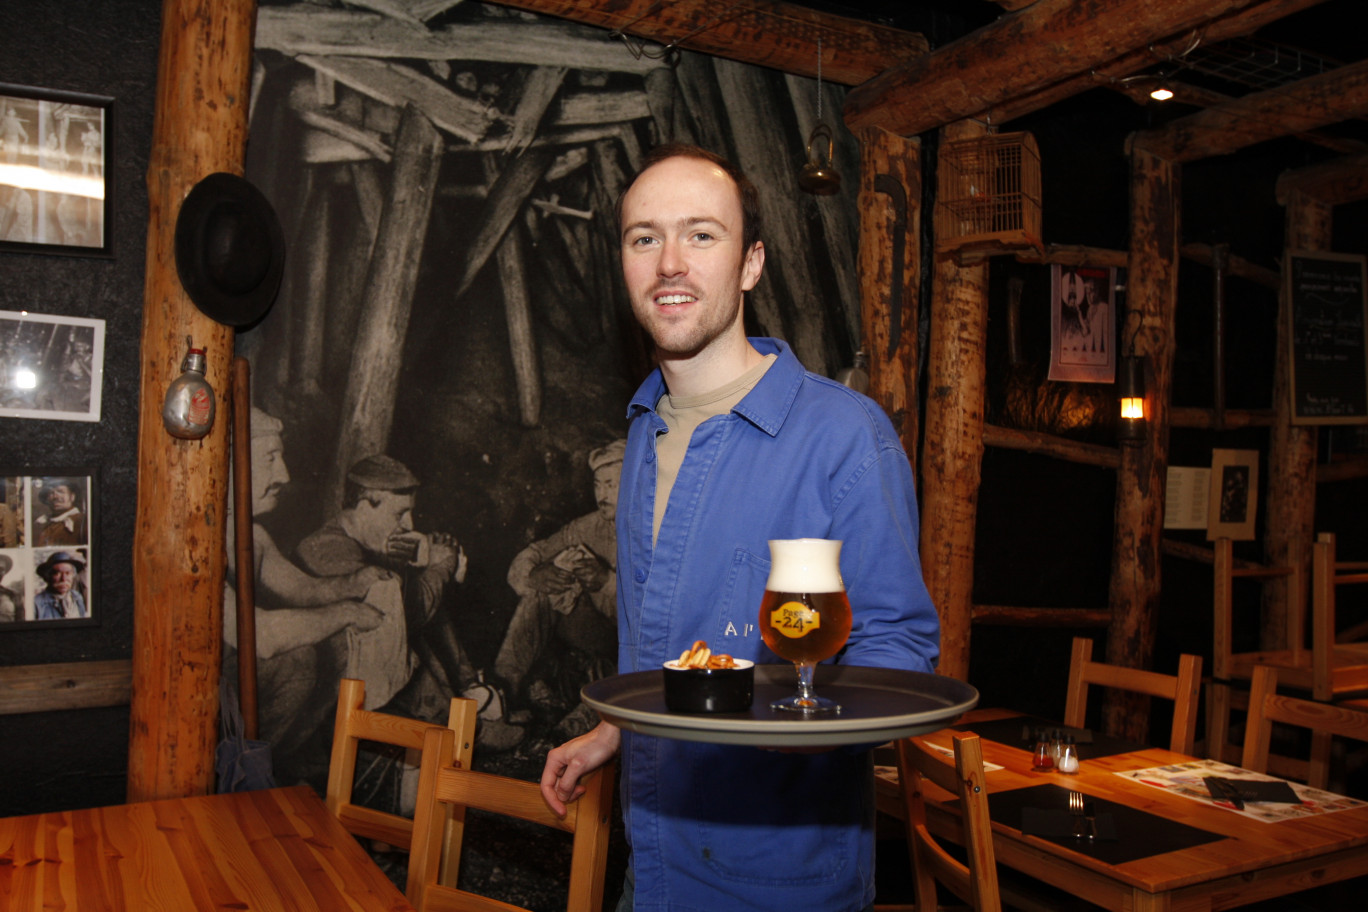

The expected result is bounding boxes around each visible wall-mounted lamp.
[1118,354,1147,443]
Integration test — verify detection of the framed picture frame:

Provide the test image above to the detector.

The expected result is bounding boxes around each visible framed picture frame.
[0,82,113,257]
[0,310,105,422]
[1048,263,1117,382]
[1207,449,1259,542]
[1,469,96,629]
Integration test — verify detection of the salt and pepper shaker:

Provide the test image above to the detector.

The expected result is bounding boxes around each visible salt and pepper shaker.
[1058,735,1080,774]
[1032,728,1055,771]
[1050,728,1064,766]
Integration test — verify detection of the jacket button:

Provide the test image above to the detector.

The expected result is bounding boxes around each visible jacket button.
[635,568,647,583]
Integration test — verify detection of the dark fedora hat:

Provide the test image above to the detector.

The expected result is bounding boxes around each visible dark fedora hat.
[37,550,86,579]
[174,172,286,327]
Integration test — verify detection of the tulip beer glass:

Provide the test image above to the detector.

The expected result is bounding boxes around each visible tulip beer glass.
[759,538,852,713]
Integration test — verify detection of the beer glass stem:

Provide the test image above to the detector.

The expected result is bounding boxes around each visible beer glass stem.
[795,661,818,704]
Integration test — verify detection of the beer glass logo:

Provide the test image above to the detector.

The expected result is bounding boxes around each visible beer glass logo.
[770,600,821,638]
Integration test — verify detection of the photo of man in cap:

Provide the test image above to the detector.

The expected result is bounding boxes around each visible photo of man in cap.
[494,439,623,746]
[34,549,88,620]
[33,477,86,547]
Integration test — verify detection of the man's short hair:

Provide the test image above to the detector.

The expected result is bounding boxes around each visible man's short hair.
[342,454,419,508]
[616,143,762,254]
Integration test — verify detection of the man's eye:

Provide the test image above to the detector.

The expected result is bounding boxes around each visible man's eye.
[692,232,714,243]
[629,235,657,247]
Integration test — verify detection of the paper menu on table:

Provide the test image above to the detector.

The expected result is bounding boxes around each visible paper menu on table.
[1116,758,1365,823]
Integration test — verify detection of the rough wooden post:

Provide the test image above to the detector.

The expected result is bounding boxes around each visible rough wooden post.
[1263,190,1328,648]
[1104,147,1180,741]
[857,126,922,469]
[129,0,257,802]
[920,121,988,682]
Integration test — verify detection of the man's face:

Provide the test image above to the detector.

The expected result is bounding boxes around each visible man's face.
[250,434,290,516]
[620,156,764,360]
[593,464,620,520]
[48,562,77,596]
[353,490,414,554]
[48,484,75,513]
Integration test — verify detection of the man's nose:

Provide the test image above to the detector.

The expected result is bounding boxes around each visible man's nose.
[657,238,686,276]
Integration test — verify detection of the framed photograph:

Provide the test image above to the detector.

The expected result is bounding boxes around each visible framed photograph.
[1,469,96,629]
[0,310,105,422]
[1207,449,1259,542]
[1048,263,1117,383]
[0,83,112,257]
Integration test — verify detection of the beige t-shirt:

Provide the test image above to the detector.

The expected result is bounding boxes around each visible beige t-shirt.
[653,355,776,544]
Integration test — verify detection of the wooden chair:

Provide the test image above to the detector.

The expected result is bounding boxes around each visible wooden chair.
[1209,536,1368,770]
[888,731,1001,912]
[326,677,477,873]
[1241,664,1368,790]
[1064,636,1203,755]
[407,725,615,912]
[1207,538,1305,767]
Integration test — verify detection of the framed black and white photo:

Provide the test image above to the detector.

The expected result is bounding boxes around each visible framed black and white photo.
[0,83,112,257]
[0,310,105,422]
[1207,449,1259,542]
[0,470,96,629]
[1049,263,1117,383]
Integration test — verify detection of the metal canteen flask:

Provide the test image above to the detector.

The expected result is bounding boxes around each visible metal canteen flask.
[163,347,216,439]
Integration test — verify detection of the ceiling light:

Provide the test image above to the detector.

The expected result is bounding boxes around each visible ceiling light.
[1150,85,1174,101]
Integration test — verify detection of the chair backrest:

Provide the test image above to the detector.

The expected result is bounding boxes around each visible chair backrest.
[325,677,477,854]
[1242,664,1368,790]
[1313,532,1368,699]
[1063,636,1202,755]
[896,731,1000,912]
[407,726,615,912]
[1213,538,1306,681]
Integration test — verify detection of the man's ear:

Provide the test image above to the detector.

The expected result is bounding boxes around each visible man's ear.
[741,240,765,292]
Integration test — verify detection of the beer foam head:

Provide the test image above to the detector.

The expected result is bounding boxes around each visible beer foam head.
[766,538,844,592]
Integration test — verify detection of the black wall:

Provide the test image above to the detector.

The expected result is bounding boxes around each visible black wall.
[0,0,159,815]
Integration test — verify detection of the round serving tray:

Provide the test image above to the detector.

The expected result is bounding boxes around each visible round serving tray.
[582,664,978,747]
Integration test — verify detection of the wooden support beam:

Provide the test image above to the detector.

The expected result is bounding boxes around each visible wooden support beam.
[986,0,1331,126]
[1014,245,1129,269]
[1105,148,1180,743]
[1263,190,1327,650]
[1180,243,1281,289]
[0,660,133,716]
[972,605,1112,627]
[857,127,921,466]
[920,121,990,683]
[1318,455,1368,484]
[130,0,256,803]
[475,0,927,86]
[1277,152,1368,206]
[1169,406,1277,428]
[982,423,1122,470]
[1131,56,1368,163]
[843,0,1260,137]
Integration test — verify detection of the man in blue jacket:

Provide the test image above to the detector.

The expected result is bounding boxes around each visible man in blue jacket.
[540,144,939,912]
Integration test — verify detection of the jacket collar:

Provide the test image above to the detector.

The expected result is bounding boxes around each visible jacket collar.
[626,337,802,439]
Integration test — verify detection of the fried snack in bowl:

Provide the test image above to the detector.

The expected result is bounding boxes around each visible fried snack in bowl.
[663,640,754,713]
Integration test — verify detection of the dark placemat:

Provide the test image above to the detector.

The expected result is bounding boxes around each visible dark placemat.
[984,783,1227,865]
[951,714,1149,760]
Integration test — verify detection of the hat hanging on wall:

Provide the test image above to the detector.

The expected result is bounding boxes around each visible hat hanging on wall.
[174,172,286,328]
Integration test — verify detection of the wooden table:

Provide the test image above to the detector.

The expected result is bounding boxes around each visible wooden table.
[0,784,414,911]
[877,709,1368,911]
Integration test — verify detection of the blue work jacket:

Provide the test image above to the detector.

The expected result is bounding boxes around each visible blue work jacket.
[616,337,939,912]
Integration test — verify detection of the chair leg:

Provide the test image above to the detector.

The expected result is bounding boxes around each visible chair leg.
[1207,680,1233,763]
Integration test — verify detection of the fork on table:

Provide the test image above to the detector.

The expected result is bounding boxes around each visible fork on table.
[1068,790,1086,839]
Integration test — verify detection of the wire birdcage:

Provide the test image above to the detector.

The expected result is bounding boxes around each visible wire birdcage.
[935,132,1043,254]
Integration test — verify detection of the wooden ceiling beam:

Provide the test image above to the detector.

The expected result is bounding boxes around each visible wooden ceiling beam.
[1130,56,1368,162]
[842,0,1263,137]
[984,0,1330,126]
[476,0,928,86]
[1276,152,1368,205]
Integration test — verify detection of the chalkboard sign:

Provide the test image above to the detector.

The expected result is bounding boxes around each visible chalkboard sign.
[1287,251,1368,425]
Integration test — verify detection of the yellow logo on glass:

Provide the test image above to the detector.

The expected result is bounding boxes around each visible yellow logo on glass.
[770,600,820,639]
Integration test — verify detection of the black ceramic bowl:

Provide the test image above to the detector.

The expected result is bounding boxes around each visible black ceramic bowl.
[662,659,755,713]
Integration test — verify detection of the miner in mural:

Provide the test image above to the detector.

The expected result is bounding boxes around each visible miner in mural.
[225,409,390,783]
[296,454,525,751]
[495,439,624,747]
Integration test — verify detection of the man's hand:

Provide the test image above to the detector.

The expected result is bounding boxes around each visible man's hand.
[540,721,621,816]
[527,561,579,596]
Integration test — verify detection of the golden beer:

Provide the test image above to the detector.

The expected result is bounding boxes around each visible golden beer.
[759,589,852,665]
